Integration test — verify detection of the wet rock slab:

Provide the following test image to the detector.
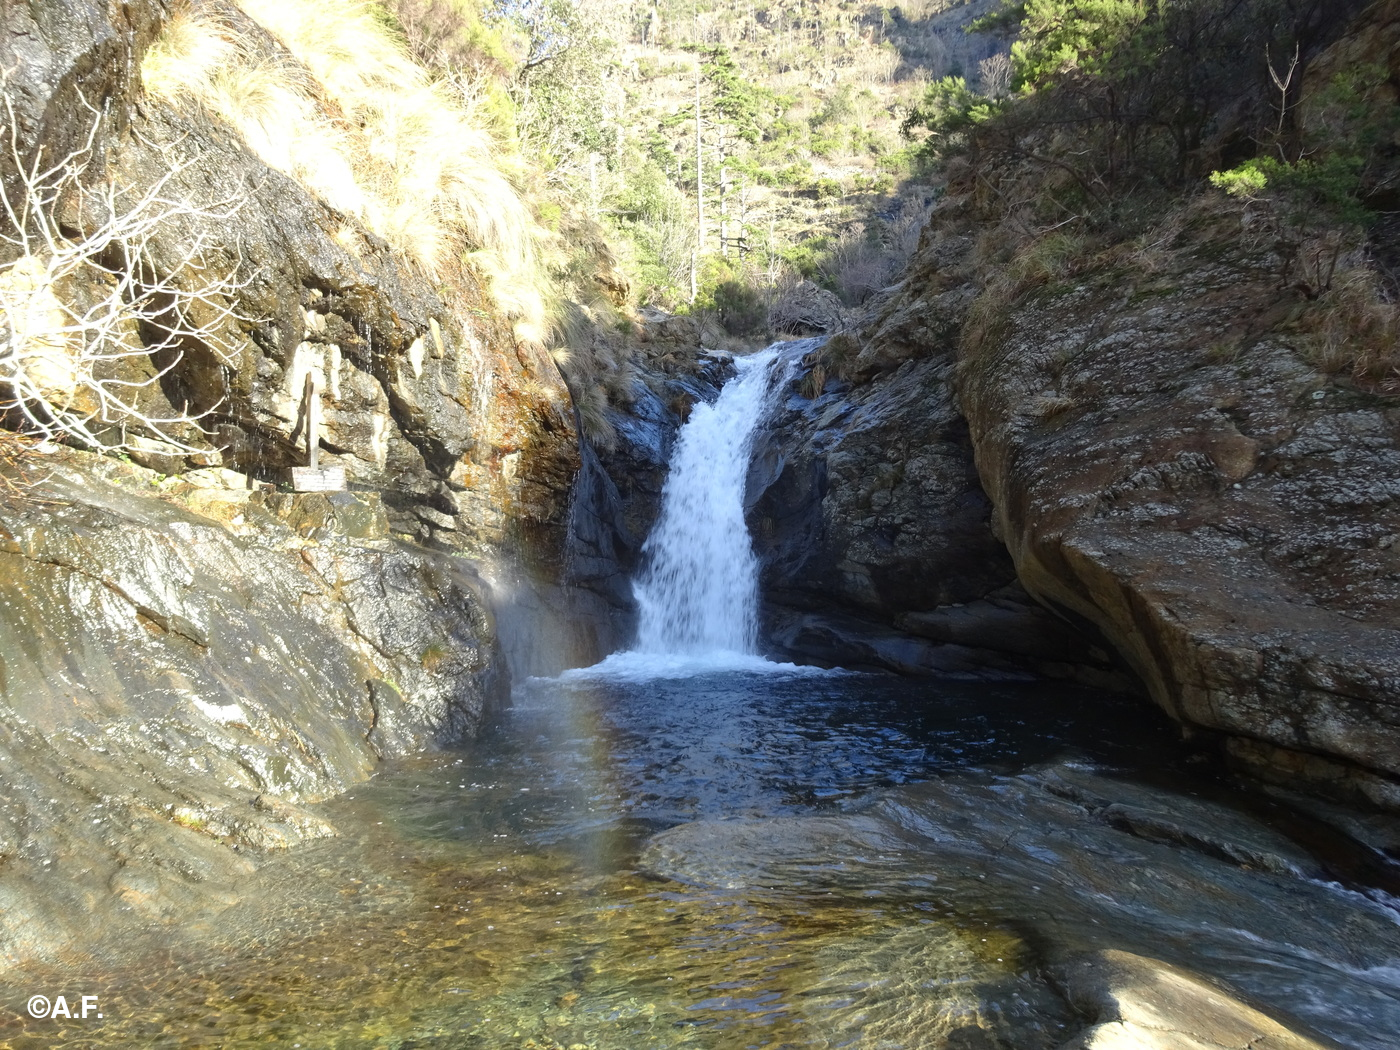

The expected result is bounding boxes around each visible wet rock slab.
[1055,950,1341,1050]
[0,453,506,970]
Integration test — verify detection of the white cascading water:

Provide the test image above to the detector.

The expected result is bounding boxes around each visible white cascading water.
[632,346,784,656]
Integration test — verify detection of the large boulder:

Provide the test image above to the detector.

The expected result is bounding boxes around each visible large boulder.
[768,279,849,336]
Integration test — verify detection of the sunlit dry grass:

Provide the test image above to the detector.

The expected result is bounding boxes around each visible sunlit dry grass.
[142,0,548,340]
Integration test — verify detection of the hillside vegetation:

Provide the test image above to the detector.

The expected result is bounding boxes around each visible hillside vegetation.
[3,0,1014,460]
[371,0,1017,435]
[519,0,1006,328]
[815,0,1400,395]
[14,0,1390,466]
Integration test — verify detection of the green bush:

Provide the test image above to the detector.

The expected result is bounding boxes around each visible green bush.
[694,257,767,337]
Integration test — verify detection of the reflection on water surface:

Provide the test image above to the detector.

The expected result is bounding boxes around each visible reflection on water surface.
[2,669,1397,1049]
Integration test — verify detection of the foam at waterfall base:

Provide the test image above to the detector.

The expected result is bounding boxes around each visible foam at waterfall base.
[549,648,842,683]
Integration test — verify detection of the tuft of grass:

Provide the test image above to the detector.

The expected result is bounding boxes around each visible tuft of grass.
[796,331,861,390]
[961,272,1015,358]
[1299,267,1400,393]
[142,0,549,342]
[419,641,450,671]
[573,383,617,451]
[1006,232,1086,290]
[1028,392,1077,422]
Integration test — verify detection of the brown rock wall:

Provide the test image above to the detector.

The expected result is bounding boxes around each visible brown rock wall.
[958,202,1400,803]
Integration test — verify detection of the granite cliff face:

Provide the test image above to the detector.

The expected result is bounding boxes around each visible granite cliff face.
[3,0,579,558]
[749,351,1126,685]
[0,0,750,961]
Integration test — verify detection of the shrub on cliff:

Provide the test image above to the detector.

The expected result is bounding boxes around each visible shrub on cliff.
[907,0,1372,192]
[0,97,247,454]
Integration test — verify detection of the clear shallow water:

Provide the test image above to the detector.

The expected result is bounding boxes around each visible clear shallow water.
[6,668,1397,1049]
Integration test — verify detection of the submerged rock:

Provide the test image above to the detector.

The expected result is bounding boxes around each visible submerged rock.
[640,761,1399,1049]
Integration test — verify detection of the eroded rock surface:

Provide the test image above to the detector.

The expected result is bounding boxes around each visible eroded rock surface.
[0,452,505,968]
[957,206,1400,806]
[752,2,1400,801]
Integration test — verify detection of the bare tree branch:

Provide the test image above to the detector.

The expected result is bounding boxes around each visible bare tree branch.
[0,91,256,456]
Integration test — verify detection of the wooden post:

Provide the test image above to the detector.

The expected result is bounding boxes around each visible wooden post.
[305,371,319,470]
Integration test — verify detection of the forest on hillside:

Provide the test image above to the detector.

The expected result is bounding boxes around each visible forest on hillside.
[382,0,1005,329]
[385,0,1400,401]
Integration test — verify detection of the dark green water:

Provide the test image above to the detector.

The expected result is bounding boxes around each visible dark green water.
[3,666,1399,1048]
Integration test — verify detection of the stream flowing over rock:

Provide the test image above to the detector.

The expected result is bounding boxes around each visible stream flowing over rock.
[558,352,733,663]
[4,0,1400,1013]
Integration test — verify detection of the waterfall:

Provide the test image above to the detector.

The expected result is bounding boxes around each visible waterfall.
[558,342,825,681]
[632,346,786,657]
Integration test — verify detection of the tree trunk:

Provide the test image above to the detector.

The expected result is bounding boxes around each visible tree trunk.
[695,35,704,257]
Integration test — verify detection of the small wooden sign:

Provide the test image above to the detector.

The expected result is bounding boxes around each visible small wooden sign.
[290,465,347,492]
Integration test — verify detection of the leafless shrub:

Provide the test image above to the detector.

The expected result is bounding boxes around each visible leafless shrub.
[0,98,250,453]
[818,202,933,307]
[978,53,1012,99]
